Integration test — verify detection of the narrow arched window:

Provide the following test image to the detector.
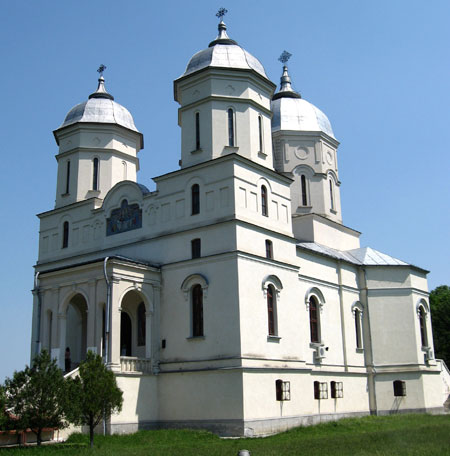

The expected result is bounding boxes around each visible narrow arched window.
[65,161,71,194]
[309,296,319,343]
[228,108,235,147]
[137,302,146,346]
[355,308,362,349]
[261,185,268,217]
[267,285,276,336]
[62,221,69,249]
[329,178,335,211]
[92,158,99,191]
[258,115,263,152]
[419,307,428,347]
[195,112,200,150]
[301,175,308,206]
[191,184,200,215]
[122,161,127,180]
[192,285,203,337]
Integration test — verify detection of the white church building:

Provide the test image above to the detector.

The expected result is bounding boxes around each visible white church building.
[30,19,446,436]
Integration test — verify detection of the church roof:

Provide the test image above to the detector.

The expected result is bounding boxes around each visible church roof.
[297,242,426,270]
[180,21,269,80]
[271,65,335,138]
[57,76,140,134]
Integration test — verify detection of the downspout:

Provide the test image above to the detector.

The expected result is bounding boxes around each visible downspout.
[337,260,348,371]
[103,257,111,437]
[103,257,111,366]
[360,266,378,414]
[34,271,42,357]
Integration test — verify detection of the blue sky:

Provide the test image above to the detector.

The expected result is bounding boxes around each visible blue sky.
[0,0,449,382]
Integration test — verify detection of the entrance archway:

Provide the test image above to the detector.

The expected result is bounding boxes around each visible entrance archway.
[65,293,88,369]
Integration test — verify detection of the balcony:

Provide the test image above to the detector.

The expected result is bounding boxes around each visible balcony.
[120,356,152,374]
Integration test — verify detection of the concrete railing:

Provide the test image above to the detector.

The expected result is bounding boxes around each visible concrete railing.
[436,358,450,407]
[120,356,152,374]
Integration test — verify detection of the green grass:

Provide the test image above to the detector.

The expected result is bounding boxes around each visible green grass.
[1,414,449,455]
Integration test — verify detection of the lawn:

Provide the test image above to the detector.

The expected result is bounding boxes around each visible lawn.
[1,414,449,455]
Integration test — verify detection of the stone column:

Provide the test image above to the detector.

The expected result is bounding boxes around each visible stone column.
[86,280,97,353]
[109,275,122,372]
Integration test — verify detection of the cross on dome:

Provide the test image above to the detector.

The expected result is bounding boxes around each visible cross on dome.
[278,51,292,65]
[216,7,228,21]
[97,64,107,77]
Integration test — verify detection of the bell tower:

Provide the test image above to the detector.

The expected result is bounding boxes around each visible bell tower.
[53,67,143,209]
[271,55,342,224]
[174,13,276,170]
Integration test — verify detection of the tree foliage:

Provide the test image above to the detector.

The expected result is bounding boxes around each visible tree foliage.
[66,351,123,448]
[430,285,450,366]
[0,385,13,431]
[3,350,67,445]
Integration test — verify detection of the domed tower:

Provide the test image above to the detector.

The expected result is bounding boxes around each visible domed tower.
[174,17,276,169]
[53,69,143,209]
[271,57,342,224]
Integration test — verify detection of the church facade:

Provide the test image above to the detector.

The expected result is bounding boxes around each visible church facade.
[30,20,445,436]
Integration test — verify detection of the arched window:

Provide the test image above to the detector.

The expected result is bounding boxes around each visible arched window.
[418,306,428,347]
[258,115,263,152]
[261,185,268,217]
[301,175,308,206]
[309,296,320,343]
[228,108,235,147]
[192,284,203,337]
[92,158,99,191]
[62,221,69,249]
[265,240,273,259]
[329,178,335,211]
[195,112,200,150]
[267,284,276,336]
[137,302,146,346]
[191,184,200,215]
[355,308,363,349]
[122,161,127,180]
[65,160,71,194]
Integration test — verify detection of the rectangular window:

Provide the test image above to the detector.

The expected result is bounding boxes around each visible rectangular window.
[314,381,328,400]
[331,381,343,398]
[258,115,263,152]
[265,240,273,259]
[393,380,406,397]
[195,112,200,150]
[276,380,290,401]
[191,238,201,259]
[65,161,71,194]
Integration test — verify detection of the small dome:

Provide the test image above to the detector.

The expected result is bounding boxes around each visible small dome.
[271,66,334,138]
[182,21,268,80]
[58,77,139,133]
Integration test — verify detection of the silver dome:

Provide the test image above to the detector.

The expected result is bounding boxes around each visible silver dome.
[271,97,334,138]
[59,77,139,133]
[182,21,268,80]
[271,65,334,138]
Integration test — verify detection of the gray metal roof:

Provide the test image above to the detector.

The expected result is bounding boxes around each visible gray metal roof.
[58,77,139,133]
[297,242,411,267]
[271,96,334,138]
[181,21,268,80]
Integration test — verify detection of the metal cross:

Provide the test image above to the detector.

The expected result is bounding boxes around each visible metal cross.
[97,64,107,76]
[278,51,292,65]
[216,7,228,20]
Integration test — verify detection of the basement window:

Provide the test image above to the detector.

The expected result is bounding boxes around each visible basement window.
[314,381,328,400]
[275,379,290,401]
[393,380,406,397]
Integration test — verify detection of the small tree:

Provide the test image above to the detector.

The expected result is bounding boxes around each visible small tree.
[430,285,450,366]
[66,351,123,448]
[0,385,10,430]
[4,350,67,445]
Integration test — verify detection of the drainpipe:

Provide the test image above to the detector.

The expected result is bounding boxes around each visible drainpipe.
[103,257,111,437]
[103,257,111,366]
[337,260,348,371]
[360,267,378,414]
[34,271,42,357]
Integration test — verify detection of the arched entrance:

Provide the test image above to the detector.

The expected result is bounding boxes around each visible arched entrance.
[65,293,88,369]
[120,290,148,359]
[120,312,132,356]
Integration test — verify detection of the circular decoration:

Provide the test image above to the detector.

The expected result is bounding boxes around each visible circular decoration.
[326,150,333,165]
[294,147,309,160]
